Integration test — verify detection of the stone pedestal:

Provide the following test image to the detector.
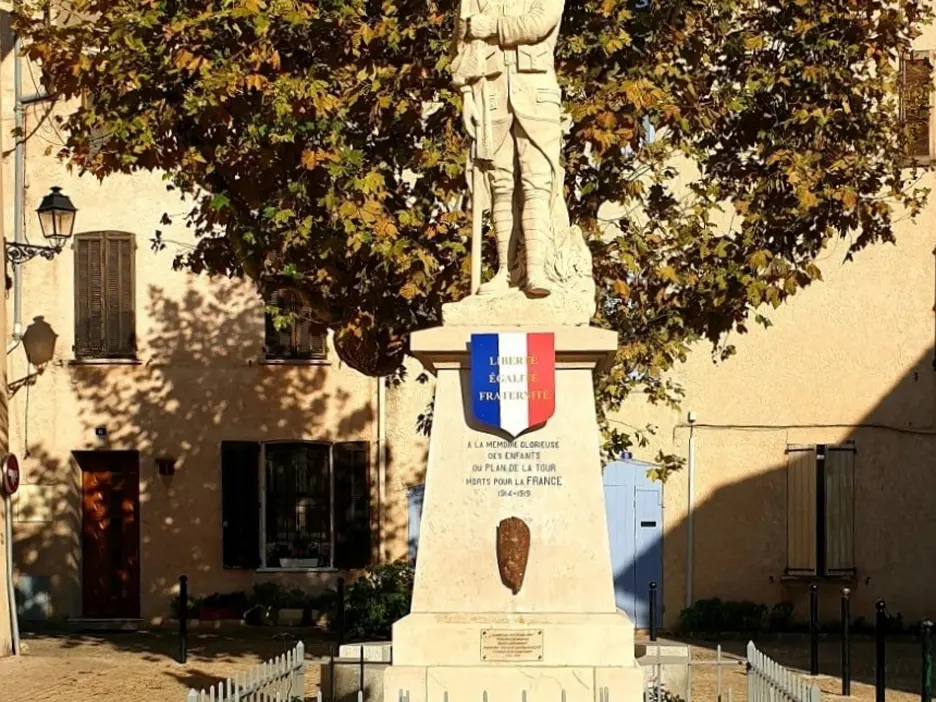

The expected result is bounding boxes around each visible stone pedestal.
[384,326,643,702]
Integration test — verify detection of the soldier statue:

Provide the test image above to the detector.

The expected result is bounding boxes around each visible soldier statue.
[452,0,568,299]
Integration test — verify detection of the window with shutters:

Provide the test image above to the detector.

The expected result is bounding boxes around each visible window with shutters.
[220,440,371,570]
[264,290,328,362]
[900,51,935,162]
[786,443,856,578]
[74,232,135,360]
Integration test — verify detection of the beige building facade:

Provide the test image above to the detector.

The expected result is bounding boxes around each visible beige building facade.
[3,14,936,634]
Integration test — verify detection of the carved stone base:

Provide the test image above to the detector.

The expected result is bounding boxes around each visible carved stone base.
[442,285,595,327]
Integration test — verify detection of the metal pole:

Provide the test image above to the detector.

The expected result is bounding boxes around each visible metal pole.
[876,600,887,702]
[685,421,695,609]
[359,643,365,700]
[178,575,188,665]
[649,582,658,642]
[470,164,483,294]
[842,588,851,697]
[810,584,819,676]
[922,619,933,702]
[337,577,346,645]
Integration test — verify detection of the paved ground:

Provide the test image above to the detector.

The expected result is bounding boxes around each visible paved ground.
[0,632,926,702]
[0,630,329,701]
[688,637,923,702]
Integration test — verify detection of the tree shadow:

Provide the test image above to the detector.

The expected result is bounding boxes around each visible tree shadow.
[624,343,936,697]
[8,277,420,668]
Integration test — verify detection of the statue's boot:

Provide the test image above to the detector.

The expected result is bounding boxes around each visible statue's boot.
[477,192,513,296]
[523,194,552,298]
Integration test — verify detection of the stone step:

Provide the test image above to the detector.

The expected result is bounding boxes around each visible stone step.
[338,642,393,662]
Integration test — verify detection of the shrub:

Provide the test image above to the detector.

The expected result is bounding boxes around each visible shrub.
[324,561,414,642]
[679,598,768,634]
[251,582,285,609]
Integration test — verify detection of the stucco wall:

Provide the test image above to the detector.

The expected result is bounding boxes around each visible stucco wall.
[615,186,936,628]
[2,81,383,619]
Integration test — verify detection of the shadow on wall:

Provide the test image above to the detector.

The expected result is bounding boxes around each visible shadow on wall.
[615,344,936,694]
[10,280,417,624]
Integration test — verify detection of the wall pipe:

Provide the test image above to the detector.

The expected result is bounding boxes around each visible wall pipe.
[377,377,387,560]
[4,494,18,655]
[10,34,49,352]
[685,413,696,610]
[13,34,24,343]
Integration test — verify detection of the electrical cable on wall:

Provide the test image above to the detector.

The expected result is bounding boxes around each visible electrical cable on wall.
[672,421,936,437]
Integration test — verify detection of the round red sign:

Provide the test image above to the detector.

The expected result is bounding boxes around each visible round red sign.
[2,454,20,496]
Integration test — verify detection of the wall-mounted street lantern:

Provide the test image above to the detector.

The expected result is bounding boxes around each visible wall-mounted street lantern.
[5,186,77,265]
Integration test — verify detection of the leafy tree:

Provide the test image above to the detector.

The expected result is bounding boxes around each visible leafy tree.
[14,0,931,477]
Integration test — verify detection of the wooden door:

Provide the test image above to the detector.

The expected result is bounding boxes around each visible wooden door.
[78,451,140,618]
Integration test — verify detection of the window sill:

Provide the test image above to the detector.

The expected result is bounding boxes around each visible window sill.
[69,358,141,366]
[256,567,340,574]
[781,572,857,583]
[260,359,331,366]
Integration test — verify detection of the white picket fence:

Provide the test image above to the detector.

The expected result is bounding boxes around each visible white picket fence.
[746,641,821,702]
[186,641,306,702]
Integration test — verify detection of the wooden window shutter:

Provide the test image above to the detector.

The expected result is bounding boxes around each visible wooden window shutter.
[75,235,105,358]
[264,289,293,359]
[265,289,328,361]
[221,441,261,569]
[901,52,933,160]
[786,445,818,575]
[824,444,856,574]
[333,442,371,569]
[297,317,328,361]
[104,234,134,357]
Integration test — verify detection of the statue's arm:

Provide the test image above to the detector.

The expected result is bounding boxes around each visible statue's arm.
[496,0,563,47]
[451,19,472,89]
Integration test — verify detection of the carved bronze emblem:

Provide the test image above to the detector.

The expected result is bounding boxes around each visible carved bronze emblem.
[496,517,530,595]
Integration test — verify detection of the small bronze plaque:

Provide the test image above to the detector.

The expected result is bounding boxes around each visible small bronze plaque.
[496,516,530,595]
[480,629,544,662]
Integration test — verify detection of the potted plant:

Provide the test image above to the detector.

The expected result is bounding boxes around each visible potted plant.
[277,588,308,627]
[199,591,249,620]
[245,582,283,626]
[279,533,321,569]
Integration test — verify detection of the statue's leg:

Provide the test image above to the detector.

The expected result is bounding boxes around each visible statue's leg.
[477,117,516,296]
[516,121,559,297]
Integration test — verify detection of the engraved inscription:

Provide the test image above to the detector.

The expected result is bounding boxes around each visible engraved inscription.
[480,629,544,662]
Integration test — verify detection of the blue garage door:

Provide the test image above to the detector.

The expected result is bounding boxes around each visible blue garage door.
[604,459,663,628]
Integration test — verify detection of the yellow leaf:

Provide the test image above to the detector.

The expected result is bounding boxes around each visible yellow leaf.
[658,265,678,283]
[613,280,630,298]
[798,189,818,209]
[246,74,267,90]
[301,150,320,170]
[400,282,420,300]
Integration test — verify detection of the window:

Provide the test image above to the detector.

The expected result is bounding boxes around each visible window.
[264,289,328,361]
[900,51,934,162]
[220,440,371,570]
[786,443,856,578]
[74,231,135,359]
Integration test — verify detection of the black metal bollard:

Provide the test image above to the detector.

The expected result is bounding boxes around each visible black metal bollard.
[876,600,887,702]
[359,643,365,698]
[337,577,346,645]
[810,583,819,676]
[649,582,658,642]
[178,575,188,665]
[841,588,851,697]
[922,619,933,702]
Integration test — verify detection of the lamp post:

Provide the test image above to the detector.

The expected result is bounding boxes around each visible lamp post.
[5,186,77,265]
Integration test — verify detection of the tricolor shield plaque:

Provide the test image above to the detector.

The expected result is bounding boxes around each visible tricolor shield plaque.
[470,332,556,437]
